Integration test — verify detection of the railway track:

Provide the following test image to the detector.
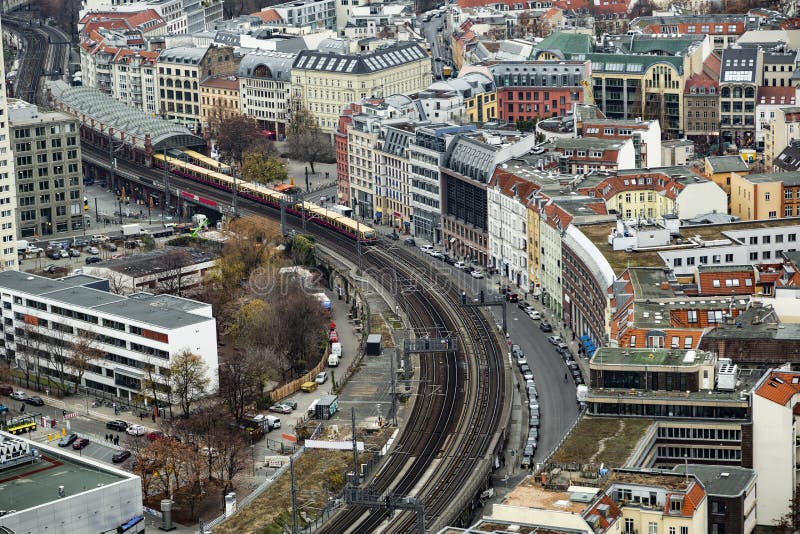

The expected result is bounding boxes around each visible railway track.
[2,13,69,105]
[81,144,510,532]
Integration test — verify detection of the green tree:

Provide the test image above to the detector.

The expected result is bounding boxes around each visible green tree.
[242,150,288,184]
[286,106,334,174]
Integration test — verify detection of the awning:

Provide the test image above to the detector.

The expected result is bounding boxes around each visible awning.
[393,212,402,218]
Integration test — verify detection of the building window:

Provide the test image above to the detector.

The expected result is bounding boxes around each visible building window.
[674,258,682,267]
[649,522,658,534]
[687,310,698,323]
[769,211,777,218]
[765,192,771,200]
[708,310,723,323]
[630,335,636,347]
[711,501,727,514]
[712,279,721,288]
[763,235,771,244]
[684,337,693,348]
[725,254,734,262]
[625,519,635,534]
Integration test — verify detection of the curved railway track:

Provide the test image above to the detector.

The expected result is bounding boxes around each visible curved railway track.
[80,144,510,532]
[2,13,69,105]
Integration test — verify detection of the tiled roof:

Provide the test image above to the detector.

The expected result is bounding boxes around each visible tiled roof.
[775,142,800,172]
[757,86,796,106]
[755,371,800,406]
[531,31,592,59]
[490,168,541,202]
[678,482,706,517]
[704,52,721,77]
[684,72,718,93]
[577,171,688,202]
[696,265,756,295]
[251,9,282,23]
[584,495,622,531]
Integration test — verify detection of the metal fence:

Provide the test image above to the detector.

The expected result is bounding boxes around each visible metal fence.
[204,447,306,533]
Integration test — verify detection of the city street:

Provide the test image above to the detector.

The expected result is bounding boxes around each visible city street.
[421,13,448,79]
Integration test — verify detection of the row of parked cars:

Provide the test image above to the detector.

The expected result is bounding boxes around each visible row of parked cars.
[417,244,488,279]
[545,335,584,385]
[512,344,540,469]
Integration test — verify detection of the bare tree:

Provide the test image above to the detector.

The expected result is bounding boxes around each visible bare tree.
[46,326,73,394]
[142,357,175,419]
[155,249,191,296]
[103,270,130,295]
[267,280,326,377]
[286,106,335,174]
[218,345,267,421]
[69,329,103,394]
[18,321,45,391]
[211,112,264,165]
[169,350,210,417]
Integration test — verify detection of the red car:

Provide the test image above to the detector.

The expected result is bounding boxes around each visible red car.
[72,438,90,450]
[146,431,163,441]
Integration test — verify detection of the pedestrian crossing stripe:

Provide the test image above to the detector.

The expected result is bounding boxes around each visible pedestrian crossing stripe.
[64,412,78,419]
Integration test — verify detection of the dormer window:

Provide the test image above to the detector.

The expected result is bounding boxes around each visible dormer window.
[670,496,683,513]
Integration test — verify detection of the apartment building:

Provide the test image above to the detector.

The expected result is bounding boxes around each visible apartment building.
[156,45,238,131]
[110,50,159,115]
[762,50,796,88]
[730,170,800,220]
[347,112,382,222]
[183,0,223,33]
[765,106,800,170]
[684,66,720,140]
[489,61,589,123]
[756,87,797,150]
[718,47,762,149]
[291,42,432,136]
[552,137,636,174]
[200,75,240,135]
[0,271,218,402]
[487,169,538,288]
[747,370,800,528]
[629,14,757,50]
[0,38,15,269]
[461,71,496,123]
[8,100,83,239]
[256,0,337,31]
[238,51,296,138]
[580,117,662,168]
[375,123,414,230]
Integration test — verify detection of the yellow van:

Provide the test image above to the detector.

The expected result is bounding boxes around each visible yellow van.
[301,381,318,393]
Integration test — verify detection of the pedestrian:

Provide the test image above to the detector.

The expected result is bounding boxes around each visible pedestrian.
[139,412,144,421]
[19,404,24,413]
[114,435,119,446]
[151,413,156,423]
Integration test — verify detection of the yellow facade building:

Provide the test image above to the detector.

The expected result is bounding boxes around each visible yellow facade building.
[730,171,800,220]
[199,75,240,135]
[291,42,432,137]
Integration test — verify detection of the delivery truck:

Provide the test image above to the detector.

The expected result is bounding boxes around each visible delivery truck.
[121,224,146,237]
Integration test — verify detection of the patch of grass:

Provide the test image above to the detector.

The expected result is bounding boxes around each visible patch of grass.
[214,450,357,534]
[368,313,394,348]
[552,416,653,467]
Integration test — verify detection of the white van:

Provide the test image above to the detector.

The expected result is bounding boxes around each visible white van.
[265,415,281,430]
[331,342,342,356]
[420,244,433,254]
[328,353,340,367]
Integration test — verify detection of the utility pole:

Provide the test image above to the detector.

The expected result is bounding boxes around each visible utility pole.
[351,407,359,481]
[290,457,298,534]
[232,164,239,218]
[391,348,398,426]
[108,129,114,191]
[162,146,171,220]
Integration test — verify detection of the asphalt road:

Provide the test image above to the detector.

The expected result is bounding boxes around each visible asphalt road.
[421,14,447,79]
[399,244,579,464]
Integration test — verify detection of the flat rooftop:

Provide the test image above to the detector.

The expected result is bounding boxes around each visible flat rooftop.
[591,347,714,367]
[0,270,211,330]
[0,436,128,513]
[504,485,587,514]
[702,305,800,341]
[550,417,654,466]
[674,464,755,497]
[579,218,800,275]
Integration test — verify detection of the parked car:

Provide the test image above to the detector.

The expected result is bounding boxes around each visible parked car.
[454,261,466,269]
[58,433,78,447]
[519,364,531,375]
[511,344,522,356]
[539,322,553,332]
[404,237,416,246]
[420,244,433,254]
[464,266,475,274]
[72,438,90,450]
[523,443,535,457]
[72,239,89,248]
[528,310,541,320]
[58,249,69,259]
[470,269,485,279]
[315,371,328,384]
[68,249,80,257]
[102,242,117,251]
[87,246,100,255]
[530,414,540,428]
[523,369,534,381]
[112,450,132,463]
[146,431,163,442]
[520,455,532,469]
[388,232,399,240]
[282,399,298,410]
[0,385,11,396]
[506,293,519,303]
[516,355,528,367]
[0,404,8,414]
[85,256,101,264]
[10,391,25,401]
[547,335,563,345]
[126,424,146,436]
[269,403,292,414]
[24,396,44,406]
[556,341,569,352]
[46,250,61,260]
[106,419,129,432]
[301,381,318,393]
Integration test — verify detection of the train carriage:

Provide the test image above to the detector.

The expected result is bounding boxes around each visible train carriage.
[182,149,232,175]
[151,153,377,243]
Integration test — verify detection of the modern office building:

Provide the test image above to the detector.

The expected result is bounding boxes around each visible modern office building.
[0,271,218,402]
[0,31,17,270]
[0,431,144,534]
[8,99,84,239]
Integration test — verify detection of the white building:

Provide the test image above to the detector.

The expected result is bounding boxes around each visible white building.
[375,122,415,230]
[238,50,296,138]
[751,368,800,527]
[0,432,144,534]
[756,87,799,149]
[110,50,159,114]
[0,24,17,270]
[488,170,537,288]
[0,271,218,402]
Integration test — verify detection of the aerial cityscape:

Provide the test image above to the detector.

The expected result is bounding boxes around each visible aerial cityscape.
[0,0,798,532]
